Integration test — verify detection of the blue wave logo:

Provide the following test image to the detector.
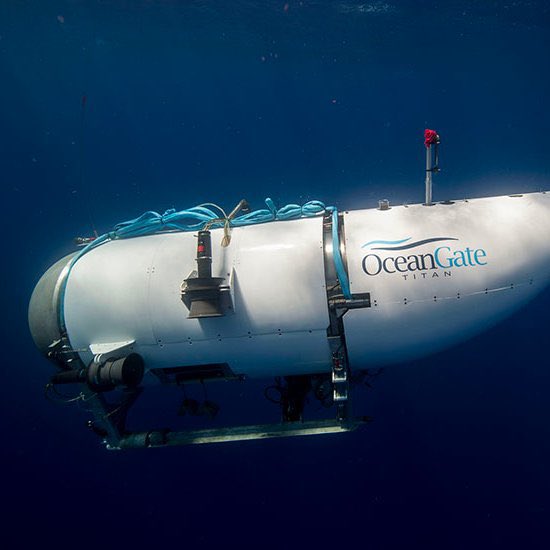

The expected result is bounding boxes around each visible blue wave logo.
[362,237,458,251]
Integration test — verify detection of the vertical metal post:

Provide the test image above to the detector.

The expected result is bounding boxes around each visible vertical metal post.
[424,128,440,206]
[425,144,433,206]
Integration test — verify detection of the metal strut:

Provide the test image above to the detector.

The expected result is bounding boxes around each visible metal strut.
[322,211,371,423]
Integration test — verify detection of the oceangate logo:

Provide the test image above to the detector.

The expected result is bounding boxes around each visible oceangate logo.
[361,237,488,280]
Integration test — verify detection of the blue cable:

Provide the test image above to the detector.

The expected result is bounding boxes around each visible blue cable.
[59,198,352,330]
[328,207,352,299]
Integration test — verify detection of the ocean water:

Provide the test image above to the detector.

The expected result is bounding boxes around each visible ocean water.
[2,1,550,548]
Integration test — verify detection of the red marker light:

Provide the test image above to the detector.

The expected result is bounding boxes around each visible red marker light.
[424,129,439,148]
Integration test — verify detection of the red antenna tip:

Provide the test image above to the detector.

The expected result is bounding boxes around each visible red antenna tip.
[424,128,439,148]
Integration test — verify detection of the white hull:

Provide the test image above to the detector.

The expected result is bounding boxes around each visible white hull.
[59,192,550,380]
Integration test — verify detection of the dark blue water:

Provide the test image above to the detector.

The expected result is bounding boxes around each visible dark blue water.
[3,2,550,548]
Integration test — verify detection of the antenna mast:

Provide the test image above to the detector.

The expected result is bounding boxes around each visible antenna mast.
[424,129,440,206]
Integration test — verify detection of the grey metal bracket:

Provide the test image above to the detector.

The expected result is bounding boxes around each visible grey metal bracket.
[89,340,135,363]
[332,352,349,402]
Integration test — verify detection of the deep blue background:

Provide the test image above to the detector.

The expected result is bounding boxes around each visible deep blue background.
[2,1,550,548]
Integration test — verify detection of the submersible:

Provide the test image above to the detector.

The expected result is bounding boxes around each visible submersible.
[28,131,550,449]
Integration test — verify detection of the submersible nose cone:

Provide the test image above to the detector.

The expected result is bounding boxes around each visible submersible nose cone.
[28,253,76,355]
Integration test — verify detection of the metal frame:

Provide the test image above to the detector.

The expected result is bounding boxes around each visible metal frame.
[78,379,369,450]
[112,419,367,449]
